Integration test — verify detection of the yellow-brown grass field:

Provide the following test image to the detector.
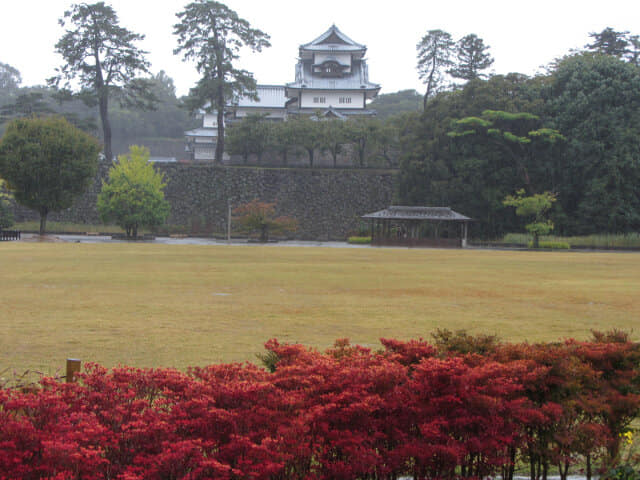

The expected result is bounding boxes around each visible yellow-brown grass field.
[1,242,638,374]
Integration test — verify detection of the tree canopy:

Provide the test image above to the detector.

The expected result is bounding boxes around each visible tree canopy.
[449,34,494,80]
[174,0,270,162]
[0,116,101,234]
[233,200,296,242]
[503,189,556,247]
[97,145,170,238]
[50,1,155,163]
[416,29,454,108]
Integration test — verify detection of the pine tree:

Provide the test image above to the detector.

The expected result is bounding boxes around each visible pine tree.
[449,34,494,81]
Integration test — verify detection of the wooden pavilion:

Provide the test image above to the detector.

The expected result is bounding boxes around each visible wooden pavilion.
[362,206,472,248]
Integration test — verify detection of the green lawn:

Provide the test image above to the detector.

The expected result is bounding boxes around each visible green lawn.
[1,243,638,374]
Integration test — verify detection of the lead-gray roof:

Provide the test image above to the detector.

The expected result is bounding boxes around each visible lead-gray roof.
[234,85,287,108]
[300,24,366,53]
[363,206,472,221]
[184,127,217,138]
[286,60,380,91]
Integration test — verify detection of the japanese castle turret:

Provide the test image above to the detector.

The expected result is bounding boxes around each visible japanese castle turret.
[285,24,380,118]
[184,25,380,160]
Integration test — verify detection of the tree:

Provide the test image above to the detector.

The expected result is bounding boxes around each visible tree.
[503,189,556,248]
[0,92,54,122]
[0,62,21,90]
[233,200,296,242]
[396,73,550,238]
[0,116,100,234]
[626,35,640,65]
[271,121,297,165]
[290,116,323,167]
[174,0,271,163]
[0,178,13,229]
[448,110,565,194]
[586,27,630,57]
[97,145,170,238]
[345,117,378,167]
[449,34,494,81]
[320,119,348,167]
[367,89,422,119]
[227,114,273,163]
[548,53,640,233]
[416,29,455,108]
[50,2,155,163]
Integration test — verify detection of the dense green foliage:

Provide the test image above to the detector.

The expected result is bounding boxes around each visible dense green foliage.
[0,178,13,229]
[97,145,170,238]
[227,114,402,167]
[399,44,640,238]
[368,89,422,118]
[547,53,640,233]
[0,116,100,234]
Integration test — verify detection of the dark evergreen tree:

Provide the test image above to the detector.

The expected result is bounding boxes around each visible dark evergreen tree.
[174,0,270,163]
[449,34,494,81]
[50,2,155,163]
[548,53,640,233]
[416,29,455,109]
[586,27,630,57]
[397,74,548,238]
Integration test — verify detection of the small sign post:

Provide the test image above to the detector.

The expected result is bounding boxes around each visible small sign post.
[66,358,81,383]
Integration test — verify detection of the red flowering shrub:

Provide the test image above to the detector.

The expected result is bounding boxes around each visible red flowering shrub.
[0,333,638,480]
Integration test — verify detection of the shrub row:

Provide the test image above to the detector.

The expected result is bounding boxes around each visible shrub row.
[1,331,639,480]
[347,236,372,244]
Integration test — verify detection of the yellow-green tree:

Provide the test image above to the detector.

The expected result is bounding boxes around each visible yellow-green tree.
[503,189,556,248]
[97,145,169,238]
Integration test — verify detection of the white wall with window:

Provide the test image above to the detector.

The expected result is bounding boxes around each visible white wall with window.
[300,91,364,109]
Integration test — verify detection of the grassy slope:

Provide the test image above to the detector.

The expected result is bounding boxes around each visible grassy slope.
[0,243,638,373]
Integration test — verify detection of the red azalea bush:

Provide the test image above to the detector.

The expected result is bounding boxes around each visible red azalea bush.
[1,331,639,480]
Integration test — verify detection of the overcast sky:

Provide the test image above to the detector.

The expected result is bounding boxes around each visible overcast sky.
[1,0,639,97]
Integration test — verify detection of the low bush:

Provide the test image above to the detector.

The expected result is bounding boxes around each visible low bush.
[503,233,640,248]
[347,235,371,244]
[528,240,570,249]
[1,333,638,480]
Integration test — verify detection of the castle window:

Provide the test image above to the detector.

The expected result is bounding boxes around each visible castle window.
[317,60,343,77]
[339,97,351,104]
[313,96,326,104]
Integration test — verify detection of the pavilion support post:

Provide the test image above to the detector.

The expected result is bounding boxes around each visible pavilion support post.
[462,222,468,248]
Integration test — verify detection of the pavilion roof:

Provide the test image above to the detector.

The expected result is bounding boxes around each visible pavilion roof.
[362,206,472,221]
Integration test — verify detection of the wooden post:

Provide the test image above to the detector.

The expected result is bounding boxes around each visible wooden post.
[227,199,232,243]
[66,358,81,383]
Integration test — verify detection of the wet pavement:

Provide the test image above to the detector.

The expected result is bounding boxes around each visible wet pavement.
[21,233,369,248]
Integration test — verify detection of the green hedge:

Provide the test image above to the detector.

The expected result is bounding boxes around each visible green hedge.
[348,236,372,244]
[528,240,570,249]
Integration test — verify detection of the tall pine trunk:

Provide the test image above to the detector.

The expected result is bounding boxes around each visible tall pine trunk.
[99,90,112,163]
[39,208,48,235]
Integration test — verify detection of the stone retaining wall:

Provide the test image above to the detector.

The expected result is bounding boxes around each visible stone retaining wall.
[12,163,397,240]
